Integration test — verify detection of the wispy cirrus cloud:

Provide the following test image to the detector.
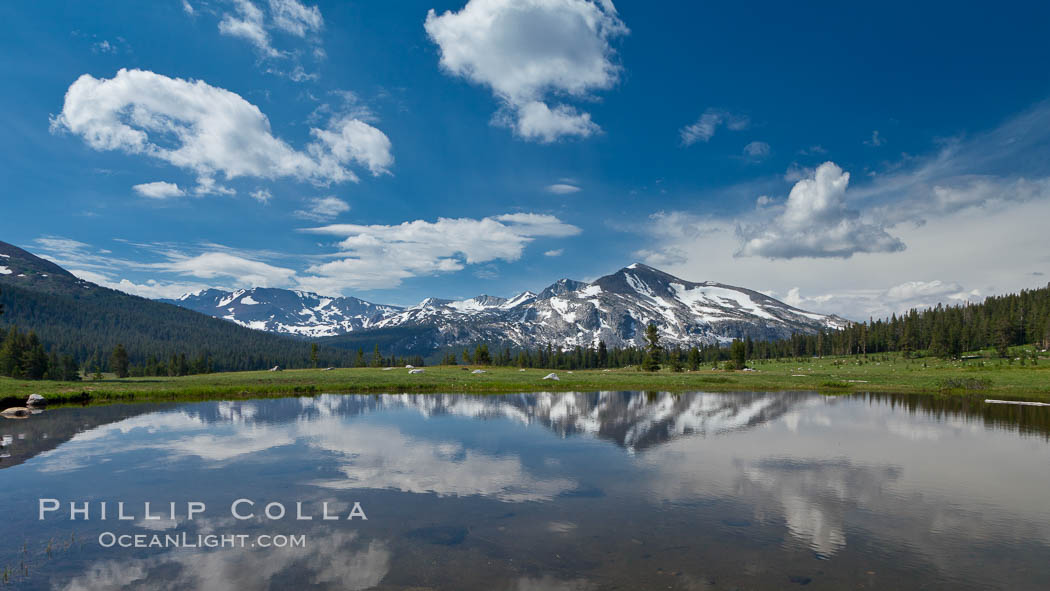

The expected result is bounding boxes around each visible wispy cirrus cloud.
[28,211,582,297]
[31,236,302,298]
[293,196,350,222]
[742,140,770,160]
[299,213,581,290]
[220,0,280,57]
[545,183,581,195]
[214,0,325,79]
[679,108,749,146]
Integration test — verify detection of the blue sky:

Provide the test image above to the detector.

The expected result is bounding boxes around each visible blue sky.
[2,0,1049,319]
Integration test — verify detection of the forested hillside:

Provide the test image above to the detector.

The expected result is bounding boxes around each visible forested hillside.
[0,241,353,375]
[766,283,1050,359]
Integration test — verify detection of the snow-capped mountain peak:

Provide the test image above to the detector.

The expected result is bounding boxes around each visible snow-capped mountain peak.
[163,287,402,338]
[166,264,847,349]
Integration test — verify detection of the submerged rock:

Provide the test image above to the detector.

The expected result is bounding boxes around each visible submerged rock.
[1,407,30,419]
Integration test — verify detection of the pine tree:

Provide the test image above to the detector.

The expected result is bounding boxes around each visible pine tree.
[21,332,49,379]
[995,317,1013,358]
[687,347,701,371]
[311,343,319,368]
[474,344,492,365]
[60,354,81,381]
[669,347,684,372]
[642,323,661,371]
[0,325,25,377]
[371,344,383,367]
[929,319,949,359]
[730,339,747,370]
[110,344,130,378]
[597,340,608,368]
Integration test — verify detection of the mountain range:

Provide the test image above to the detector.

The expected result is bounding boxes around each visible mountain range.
[1,238,846,359]
[166,263,847,351]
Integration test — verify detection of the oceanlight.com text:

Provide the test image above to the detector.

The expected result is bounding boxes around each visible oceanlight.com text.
[97,531,307,549]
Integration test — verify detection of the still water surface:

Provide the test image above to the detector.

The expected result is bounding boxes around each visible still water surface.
[1,391,1049,590]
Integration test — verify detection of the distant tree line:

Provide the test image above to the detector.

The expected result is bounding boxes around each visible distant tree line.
[758,283,1050,360]
[435,330,749,372]
[349,344,426,368]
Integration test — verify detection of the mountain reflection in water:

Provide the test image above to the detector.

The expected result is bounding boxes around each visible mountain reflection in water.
[2,391,1049,590]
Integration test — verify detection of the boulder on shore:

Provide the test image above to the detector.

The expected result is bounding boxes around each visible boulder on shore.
[27,394,47,407]
[542,373,559,381]
[268,365,282,372]
[1,407,31,419]
[471,369,487,374]
[408,368,425,374]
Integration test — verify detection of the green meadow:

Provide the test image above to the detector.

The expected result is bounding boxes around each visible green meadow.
[2,351,1048,406]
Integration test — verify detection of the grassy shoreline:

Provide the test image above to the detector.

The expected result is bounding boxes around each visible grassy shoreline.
[2,353,1049,406]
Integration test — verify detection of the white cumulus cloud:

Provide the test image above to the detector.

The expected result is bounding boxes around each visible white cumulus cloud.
[310,117,394,176]
[132,181,185,199]
[425,0,627,142]
[737,162,905,259]
[51,69,392,189]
